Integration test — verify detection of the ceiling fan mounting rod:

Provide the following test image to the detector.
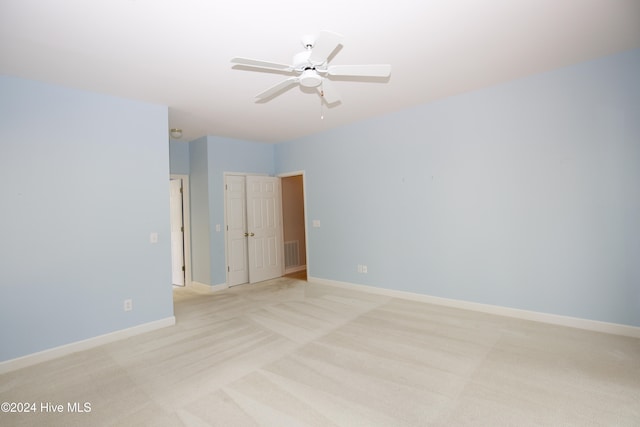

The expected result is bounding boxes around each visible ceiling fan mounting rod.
[301,34,315,50]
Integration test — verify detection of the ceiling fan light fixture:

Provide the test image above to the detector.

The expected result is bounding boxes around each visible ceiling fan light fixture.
[170,128,183,139]
[299,69,322,88]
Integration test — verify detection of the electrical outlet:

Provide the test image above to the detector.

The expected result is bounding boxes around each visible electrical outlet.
[362,265,368,273]
[357,264,363,273]
[123,299,133,312]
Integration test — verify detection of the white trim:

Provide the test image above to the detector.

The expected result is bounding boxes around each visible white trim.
[170,174,192,287]
[308,276,640,339]
[190,281,229,293]
[285,264,307,275]
[210,283,229,292]
[0,317,176,374]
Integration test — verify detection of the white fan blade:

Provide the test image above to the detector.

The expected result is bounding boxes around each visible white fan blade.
[318,79,341,104]
[256,77,299,100]
[309,31,343,65]
[327,64,391,77]
[231,57,293,72]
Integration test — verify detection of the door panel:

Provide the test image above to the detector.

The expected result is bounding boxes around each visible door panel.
[246,176,283,283]
[225,175,249,286]
[169,179,185,286]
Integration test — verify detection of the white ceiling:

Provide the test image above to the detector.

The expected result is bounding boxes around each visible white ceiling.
[2,0,639,143]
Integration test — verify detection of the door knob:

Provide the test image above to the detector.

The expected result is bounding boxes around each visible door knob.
[244,232,249,237]
[249,232,255,237]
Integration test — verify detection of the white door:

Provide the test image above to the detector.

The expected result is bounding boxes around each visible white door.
[246,176,284,283]
[169,178,185,286]
[225,175,249,286]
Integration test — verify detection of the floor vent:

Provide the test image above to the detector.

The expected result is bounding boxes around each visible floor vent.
[284,240,300,268]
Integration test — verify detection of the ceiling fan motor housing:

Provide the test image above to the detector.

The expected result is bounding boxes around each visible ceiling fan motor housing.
[293,50,323,88]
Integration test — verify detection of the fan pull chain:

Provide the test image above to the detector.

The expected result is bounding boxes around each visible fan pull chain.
[319,88,324,120]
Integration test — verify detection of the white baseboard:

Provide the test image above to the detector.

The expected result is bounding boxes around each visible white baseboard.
[308,276,640,339]
[0,317,176,374]
[285,265,307,275]
[190,281,229,293]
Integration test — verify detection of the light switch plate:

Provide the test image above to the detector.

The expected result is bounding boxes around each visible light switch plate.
[312,220,321,228]
[150,232,158,243]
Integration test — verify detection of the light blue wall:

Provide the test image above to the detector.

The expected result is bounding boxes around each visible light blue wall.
[0,76,174,361]
[188,137,211,285]
[276,49,640,327]
[169,140,190,175]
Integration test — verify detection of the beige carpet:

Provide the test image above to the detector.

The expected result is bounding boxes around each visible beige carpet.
[1,276,639,426]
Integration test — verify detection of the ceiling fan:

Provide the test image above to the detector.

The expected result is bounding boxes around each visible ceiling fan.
[231,31,391,105]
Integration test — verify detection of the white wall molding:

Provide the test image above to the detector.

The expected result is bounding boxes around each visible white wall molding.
[210,282,229,292]
[190,281,229,293]
[308,276,640,339]
[0,317,176,374]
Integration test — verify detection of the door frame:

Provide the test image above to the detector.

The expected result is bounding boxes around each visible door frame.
[170,174,192,287]
[277,170,310,278]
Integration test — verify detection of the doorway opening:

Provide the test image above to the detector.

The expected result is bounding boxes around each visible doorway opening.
[169,174,192,287]
[280,172,307,281]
